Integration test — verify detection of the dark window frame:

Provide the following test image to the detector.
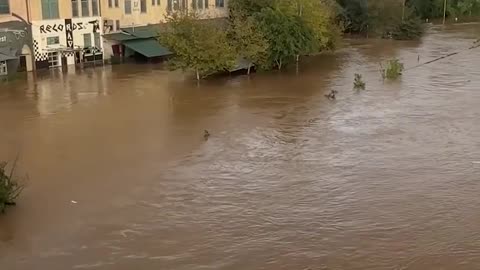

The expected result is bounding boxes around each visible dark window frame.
[0,0,10,15]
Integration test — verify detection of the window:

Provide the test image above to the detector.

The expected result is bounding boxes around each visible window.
[204,0,208,9]
[115,0,119,7]
[168,0,180,11]
[94,32,101,49]
[125,0,132,14]
[192,0,205,10]
[108,0,112,7]
[115,20,120,31]
[215,0,223,8]
[140,0,146,12]
[48,52,60,67]
[157,0,160,5]
[72,0,79,17]
[0,61,7,75]
[92,0,99,15]
[152,0,155,5]
[46,36,60,45]
[42,0,59,19]
[83,33,92,48]
[81,0,89,16]
[0,0,10,14]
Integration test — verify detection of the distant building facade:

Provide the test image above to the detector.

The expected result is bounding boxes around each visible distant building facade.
[101,0,228,61]
[29,0,104,69]
[0,0,33,77]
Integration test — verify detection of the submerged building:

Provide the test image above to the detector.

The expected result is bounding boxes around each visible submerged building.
[101,0,228,61]
[0,0,228,77]
[0,0,33,77]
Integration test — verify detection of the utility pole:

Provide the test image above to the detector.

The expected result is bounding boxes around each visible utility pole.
[443,0,447,25]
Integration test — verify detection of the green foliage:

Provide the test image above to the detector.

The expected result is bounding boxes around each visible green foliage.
[229,0,342,70]
[391,15,424,40]
[160,13,236,80]
[353,73,366,89]
[228,11,270,73]
[255,8,316,69]
[336,0,425,40]
[0,161,24,214]
[337,0,370,33]
[383,59,404,79]
[279,0,343,51]
[229,0,273,14]
[408,0,480,19]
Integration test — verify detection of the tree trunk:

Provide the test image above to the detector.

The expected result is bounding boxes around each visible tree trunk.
[196,69,200,81]
[247,64,251,75]
[296,55,299,62]
[278,59,282,70]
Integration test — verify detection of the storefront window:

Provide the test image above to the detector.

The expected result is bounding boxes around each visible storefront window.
[0,61,7,75]
[48,52,60,68]
[84,33,92,48]
[94,32,101,50]
[47,36,60,45]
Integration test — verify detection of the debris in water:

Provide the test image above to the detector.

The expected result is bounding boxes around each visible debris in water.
[204,130,210,140]
[324,90,337,100]
[71,200,78,204]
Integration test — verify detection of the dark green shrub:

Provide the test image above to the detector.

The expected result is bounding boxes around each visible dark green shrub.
[0,161,24,213]
[353,73,366,89]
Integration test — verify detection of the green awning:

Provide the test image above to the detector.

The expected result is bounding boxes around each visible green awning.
[102,32,137,41]
[123,38,172,58]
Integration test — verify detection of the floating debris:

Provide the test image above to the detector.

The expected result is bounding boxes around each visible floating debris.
[204,130,211,140]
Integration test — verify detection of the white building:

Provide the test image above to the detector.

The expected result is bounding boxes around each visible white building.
[31,16,103,69]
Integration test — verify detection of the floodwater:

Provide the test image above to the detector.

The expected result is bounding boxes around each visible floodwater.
[0,23,479,270]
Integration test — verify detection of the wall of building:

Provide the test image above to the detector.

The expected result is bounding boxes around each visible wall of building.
[29,0,72,21]
[31,16,103,69]
[0,0,29,23]
[101,0,228,33]
[0,0,34,76]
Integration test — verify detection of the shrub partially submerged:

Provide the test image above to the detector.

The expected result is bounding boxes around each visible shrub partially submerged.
[383,59,404,80]
[353,73,366,90]
[0,161,24,213]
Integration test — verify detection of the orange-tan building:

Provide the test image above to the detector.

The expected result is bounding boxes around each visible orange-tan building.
[101,0,228,61]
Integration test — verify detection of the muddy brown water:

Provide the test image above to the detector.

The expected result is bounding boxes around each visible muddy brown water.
[0,23,479,270]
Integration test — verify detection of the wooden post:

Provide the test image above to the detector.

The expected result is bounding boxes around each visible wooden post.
[443,0,447,25]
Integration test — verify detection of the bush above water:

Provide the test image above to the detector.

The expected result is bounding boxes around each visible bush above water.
[353,73,366,89]
[0,161,24,213]
[383,59,404,80]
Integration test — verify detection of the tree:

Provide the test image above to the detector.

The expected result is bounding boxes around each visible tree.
[160,13,236,80]
[229,0,274,14]
[229,12,270,74]
[255,8,316,69]
[280,0,342,51]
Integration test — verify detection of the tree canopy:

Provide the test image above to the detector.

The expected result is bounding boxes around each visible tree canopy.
[160,13,236,80]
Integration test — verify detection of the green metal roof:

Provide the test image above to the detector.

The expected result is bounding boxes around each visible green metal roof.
[123,38,172,58]
[122,28,159,39]
[102,32,137,41]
